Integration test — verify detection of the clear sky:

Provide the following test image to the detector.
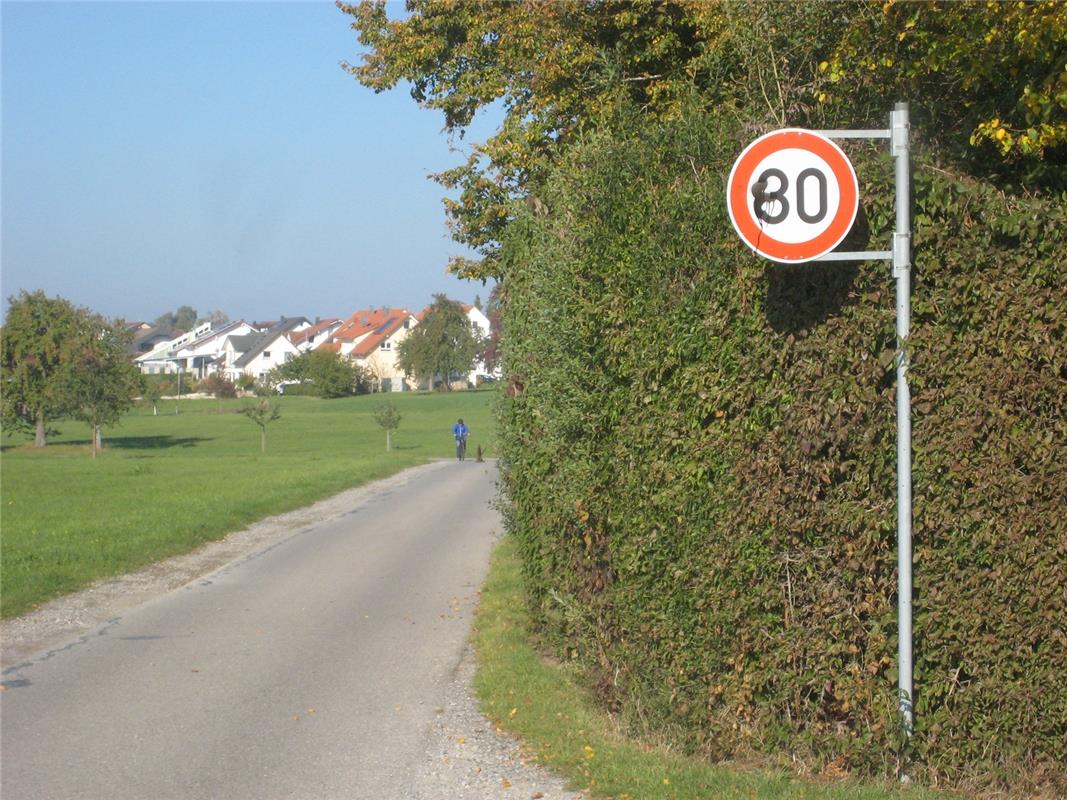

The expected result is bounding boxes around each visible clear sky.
[1,0,501,324]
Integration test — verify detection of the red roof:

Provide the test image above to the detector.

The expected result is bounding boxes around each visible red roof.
[349,315,409,357]
[288,318,339,346]
[329,307,414,343]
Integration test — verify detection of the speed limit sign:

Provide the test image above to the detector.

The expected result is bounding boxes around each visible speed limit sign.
[727,128,859,263]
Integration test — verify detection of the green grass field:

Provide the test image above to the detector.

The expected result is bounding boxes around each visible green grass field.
[0,390,496,618]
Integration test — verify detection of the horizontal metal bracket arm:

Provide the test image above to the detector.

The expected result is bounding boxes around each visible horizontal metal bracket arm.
[813,129,891,140]
[813,249,892,262]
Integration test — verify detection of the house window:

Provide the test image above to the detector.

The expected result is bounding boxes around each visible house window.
[284,352,294,362]
[263,350,271,358]
[380,341,391,350]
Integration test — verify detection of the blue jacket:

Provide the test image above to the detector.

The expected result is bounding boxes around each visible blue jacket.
[452,422,469,439]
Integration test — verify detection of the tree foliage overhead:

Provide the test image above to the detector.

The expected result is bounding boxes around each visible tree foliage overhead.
[341,0,1066,279]
[820,1,1067,160]
[396,294,483,390]
[340,0,713,277]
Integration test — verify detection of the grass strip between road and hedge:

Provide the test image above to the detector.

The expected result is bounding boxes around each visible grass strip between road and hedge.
[471,534,946,800]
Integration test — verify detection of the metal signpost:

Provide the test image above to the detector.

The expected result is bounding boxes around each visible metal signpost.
[727,103,914,761]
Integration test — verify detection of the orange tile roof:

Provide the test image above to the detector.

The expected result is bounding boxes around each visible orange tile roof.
[349,315,409,358]
[330,307,413,343]
[288,318,339,346]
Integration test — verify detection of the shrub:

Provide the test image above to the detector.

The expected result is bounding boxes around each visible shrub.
[276,381,318,397]
[497,110,1065,793]
[197,374,237,399]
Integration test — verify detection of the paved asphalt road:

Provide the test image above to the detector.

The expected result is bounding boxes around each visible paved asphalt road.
[1,460,503,800]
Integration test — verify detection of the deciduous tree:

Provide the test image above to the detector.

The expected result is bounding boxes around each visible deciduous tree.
[1,290,84,447]
[154,305,198,332]
[397,295,484,391]
[271,349,364,397]
[340,0,710,278]
[481,284,503,376]
[64,316,142,458]
[198,309,230,326]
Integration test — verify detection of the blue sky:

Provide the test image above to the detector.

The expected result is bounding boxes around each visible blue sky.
[1,1,501,324]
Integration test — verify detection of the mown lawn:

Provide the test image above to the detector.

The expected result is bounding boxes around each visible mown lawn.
[0,390,496,618]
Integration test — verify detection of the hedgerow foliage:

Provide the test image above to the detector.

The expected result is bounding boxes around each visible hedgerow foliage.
[496,109,1065,793]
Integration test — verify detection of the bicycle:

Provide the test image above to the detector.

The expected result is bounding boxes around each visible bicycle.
[455,435,468,461]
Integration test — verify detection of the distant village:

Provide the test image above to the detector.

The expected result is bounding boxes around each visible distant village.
[128,302,494,394]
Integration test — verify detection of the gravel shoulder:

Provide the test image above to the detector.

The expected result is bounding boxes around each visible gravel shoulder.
[407,643,585,800]
[1,462,583,800]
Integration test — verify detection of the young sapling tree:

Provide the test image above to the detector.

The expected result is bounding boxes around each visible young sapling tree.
[240,397,281,453]
[374,402,402,451]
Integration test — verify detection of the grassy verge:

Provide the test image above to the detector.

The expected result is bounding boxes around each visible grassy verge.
[472,535,945,800]
[0,390,495,618]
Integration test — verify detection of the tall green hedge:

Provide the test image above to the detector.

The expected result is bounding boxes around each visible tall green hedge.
[496,110,1065,793]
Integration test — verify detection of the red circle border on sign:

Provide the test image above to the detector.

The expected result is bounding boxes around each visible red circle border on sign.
[727,129,859,263]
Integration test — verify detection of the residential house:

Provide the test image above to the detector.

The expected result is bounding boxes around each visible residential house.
[463,304,496,383]
[222,320,304,382]
[318,307,419,392]
[287,317,342,353]
[135,323,212,374]
[173,320,255,378]
[128,324,179,359]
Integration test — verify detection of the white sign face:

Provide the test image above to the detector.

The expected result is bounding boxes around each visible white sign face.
[727,129,859,263]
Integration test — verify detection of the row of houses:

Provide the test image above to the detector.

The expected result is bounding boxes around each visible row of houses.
[128,304,493,392]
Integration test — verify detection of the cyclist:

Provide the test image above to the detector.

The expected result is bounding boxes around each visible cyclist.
[452,418,470,461]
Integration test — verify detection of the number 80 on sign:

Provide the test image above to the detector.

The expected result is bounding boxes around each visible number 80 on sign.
[726,129,859,263]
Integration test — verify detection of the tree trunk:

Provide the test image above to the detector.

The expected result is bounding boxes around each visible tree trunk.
[386,429,392,452]
[94,425,102,457]
[261,429,266,453]
[35,410,46,448]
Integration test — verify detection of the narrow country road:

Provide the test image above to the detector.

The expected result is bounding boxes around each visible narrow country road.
[1,461,569,800]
